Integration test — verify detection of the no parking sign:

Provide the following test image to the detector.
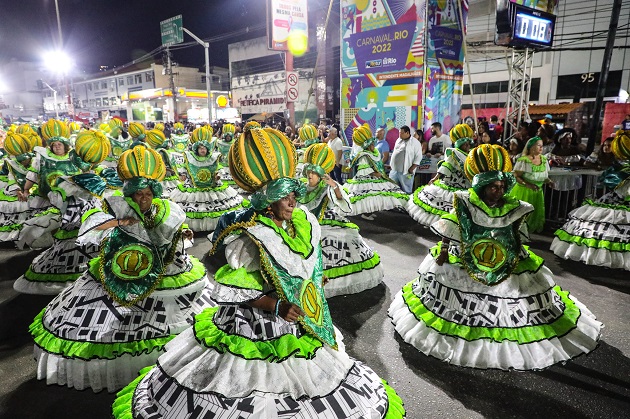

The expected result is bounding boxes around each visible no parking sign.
[286,71,299,103]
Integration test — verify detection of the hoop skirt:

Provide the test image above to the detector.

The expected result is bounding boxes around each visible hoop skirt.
[407,148,470,227]
[345,151,408,215]
[300,181,384,297]
[389,190,603,370]
[29,196,215,392]
[551,177,630,270]
[112,208,404,418]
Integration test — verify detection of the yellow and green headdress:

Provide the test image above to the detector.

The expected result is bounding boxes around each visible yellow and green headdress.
[145,129,167,149]
[352,124,375,149]
[450,123,475,150]
[75,130,111,165]
[98,123,111,134]
[191,126,212,144]
[69,121,82,134]
[202,125,213,138]
[4,132,33,162]
[299,124,319,146]
[302,143,335,178]
[117,145,166,197]
[611,130,630,161]
[128,122,146,141]
[16,124,35,136]
[154,123,165,132]
[173,122,185,135]
[41,119,70,147]
[464,144,514,195]
[108,118,124,138]
[229,126,303,210]
[25,132,44,149]
[243,121,261,133]
[221,123,235,141]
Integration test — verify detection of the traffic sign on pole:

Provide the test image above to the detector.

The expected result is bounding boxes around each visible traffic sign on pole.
[161,15,183,46]
[286,71,299,103]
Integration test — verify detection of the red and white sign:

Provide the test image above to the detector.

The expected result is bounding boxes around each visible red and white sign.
[286,71,299,102]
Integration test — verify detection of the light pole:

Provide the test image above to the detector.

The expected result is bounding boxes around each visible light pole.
[53,0,73,117]
[183,28,213,124]
[41,80,59,118]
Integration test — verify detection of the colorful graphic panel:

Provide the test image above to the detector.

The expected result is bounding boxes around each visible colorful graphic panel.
[341,0,426,147]
[341,0,468,147]
[423,0,468,139]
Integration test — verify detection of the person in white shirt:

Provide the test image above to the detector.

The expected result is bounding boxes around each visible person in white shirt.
[426,122,451,159]
[327,127,344,184]
[389,125,422,193]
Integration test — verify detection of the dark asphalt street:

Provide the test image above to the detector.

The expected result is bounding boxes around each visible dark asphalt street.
[0,210,629,419]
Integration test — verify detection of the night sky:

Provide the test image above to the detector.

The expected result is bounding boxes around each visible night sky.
[0,0,268,73]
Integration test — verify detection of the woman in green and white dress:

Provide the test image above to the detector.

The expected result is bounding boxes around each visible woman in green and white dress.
[0,132,35,242]
[17,119,82,249]
[112,125,404,419]
[389,144,602,370]
[510,136,555,233]
[29,145,214,393]
[299,143,384,297]
[407,124,474,227]
[14,130,120,295]
[170,129,244,232]
[345,124,408,216]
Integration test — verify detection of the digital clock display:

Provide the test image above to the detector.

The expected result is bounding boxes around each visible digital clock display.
[512,5,555,48]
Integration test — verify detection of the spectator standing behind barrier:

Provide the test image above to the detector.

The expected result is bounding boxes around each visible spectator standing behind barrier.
[427,122,451,159]
[622,114,630,131]
[585,137,615,170]
[327,127,344,184]
[389,125,422,193]
[374,128,390,171]
[511,137,554,233]
[414,129,428,154]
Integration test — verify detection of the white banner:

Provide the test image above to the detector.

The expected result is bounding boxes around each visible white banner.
[268,0,308,51]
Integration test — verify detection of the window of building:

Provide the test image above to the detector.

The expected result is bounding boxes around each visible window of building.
[556,70,622,100]
[95,98,102,107]
[87,84,92,91]
[103,98,109,106]
[110,97,117,105]
[89,99,95,107]
[82,100,87,108]
[119,78,124,86]
[127,76,133,85]
[145,72,153,82]
[135,74,142,84]
[101,81,107,89]
[462,78,540,101]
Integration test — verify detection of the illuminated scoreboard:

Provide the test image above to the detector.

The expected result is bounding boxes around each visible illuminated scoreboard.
[512,5,555,48]
[495,2,556,49]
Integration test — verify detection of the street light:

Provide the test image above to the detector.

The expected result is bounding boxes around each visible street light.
[183,28,213,124]
[43,50,72,116]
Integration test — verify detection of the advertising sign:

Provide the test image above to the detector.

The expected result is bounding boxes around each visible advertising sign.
[347,20,416,75]
[267,0,308,51]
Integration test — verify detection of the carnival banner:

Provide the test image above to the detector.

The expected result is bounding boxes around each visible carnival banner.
[341,0,468,149]
[341,0,426,148]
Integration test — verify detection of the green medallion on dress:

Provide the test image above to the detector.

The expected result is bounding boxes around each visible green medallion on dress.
[184,152,219,188]
[109,136,132,159]
[171,134,190,153]
[454,193,523,286]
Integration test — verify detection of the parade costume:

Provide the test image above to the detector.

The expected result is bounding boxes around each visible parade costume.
[103,119,132,168]
[17,120,81,249]
[216,123,239,187]
[299,123,320,148]
[299,143,384,297]
[0,132,34,242]
[113,126,404,419]
[389,144,602,370]
[14,131,118,295]
[407,124,474,227]
[552,130,630,270]
[170,129,244,232]
[29,145,215,393]
[345,125,408,215]
[510,137,552,233]
[146,128,180,195]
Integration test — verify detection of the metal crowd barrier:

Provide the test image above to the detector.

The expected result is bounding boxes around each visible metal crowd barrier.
[544,168,604,228]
